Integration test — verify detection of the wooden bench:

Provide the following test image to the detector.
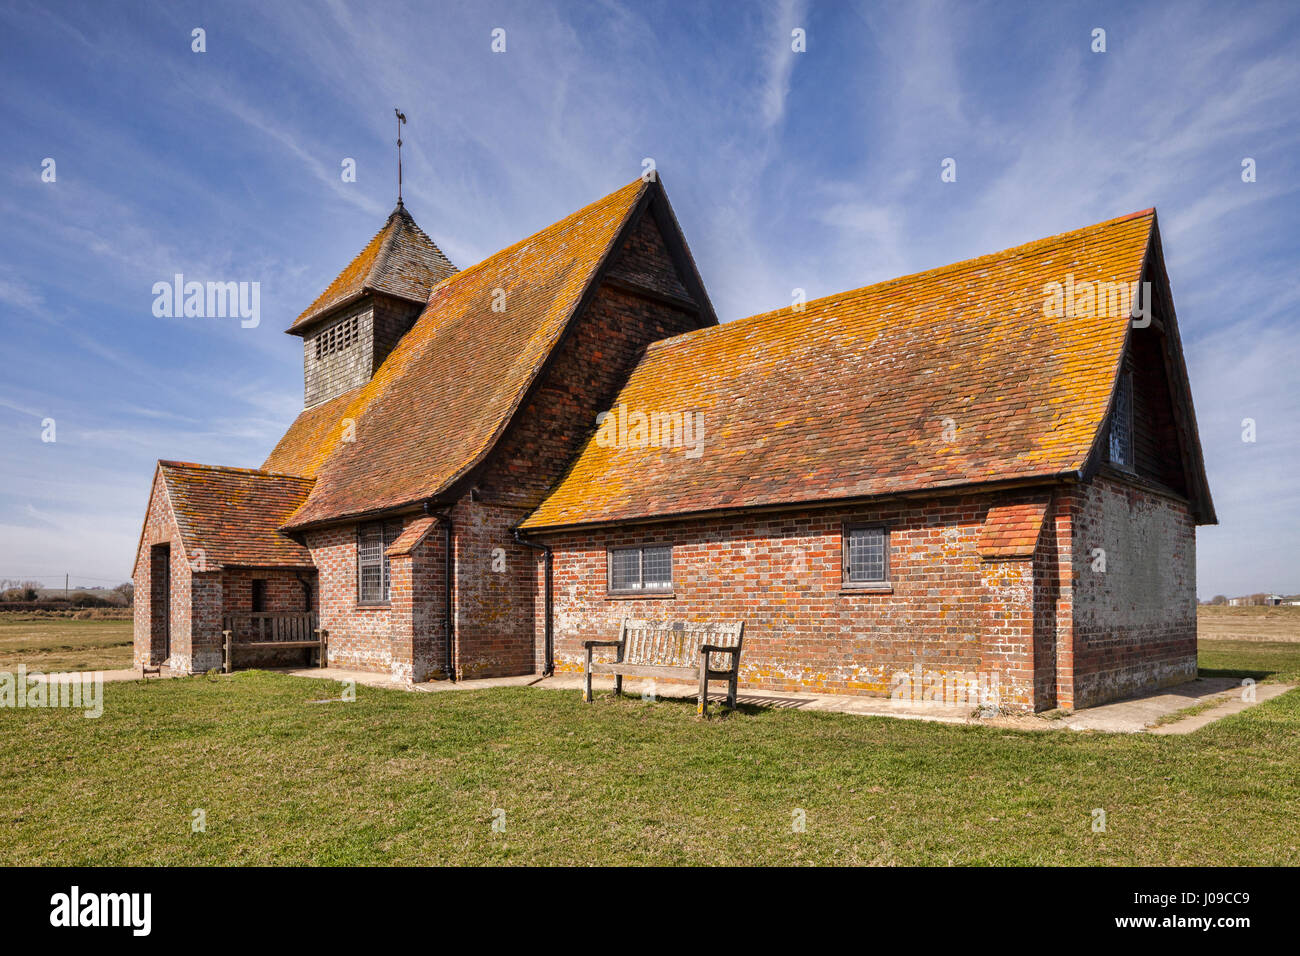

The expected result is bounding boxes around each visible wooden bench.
[584,618,745,716]
[222,612,328,673]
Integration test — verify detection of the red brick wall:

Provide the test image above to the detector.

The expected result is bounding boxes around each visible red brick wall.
[447,499,539,679]
[133,470,193,670]
[307,523,400,674]
[532,475,1195,712]
[1066,474,1197,708]
[537,492,1056,709]
[389,520,448,683]
[307,517,451,681]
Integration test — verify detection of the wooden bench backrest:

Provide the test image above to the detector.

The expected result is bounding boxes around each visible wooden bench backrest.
[620,619,744,668]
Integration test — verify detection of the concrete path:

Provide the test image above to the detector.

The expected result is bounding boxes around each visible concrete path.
[1147,681,1294,735]
[1059,677,1295,733]
[278,666,1294,732]
[19,666,182,684]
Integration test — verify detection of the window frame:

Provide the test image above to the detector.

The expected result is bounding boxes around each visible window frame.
[606,544,674,596]
[841,523,891,589]
[356,520,402,606]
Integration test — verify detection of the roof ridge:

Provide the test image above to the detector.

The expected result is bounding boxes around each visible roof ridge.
[643,207,1157,356]
[158,460,315,482]
[366,208,407,290]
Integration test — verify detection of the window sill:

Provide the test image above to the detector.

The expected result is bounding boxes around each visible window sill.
[355,602,391,609]
[840,583,893,595]
[605,591,676,600]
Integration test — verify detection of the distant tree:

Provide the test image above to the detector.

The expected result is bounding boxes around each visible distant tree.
[113,582,135,606]
[1210,594,1227,606]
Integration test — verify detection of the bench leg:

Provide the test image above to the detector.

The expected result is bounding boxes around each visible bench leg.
[698,661,709,717]
[727,670,738,709]
[614,674,623,698]
[222,630,232,674]
[584,646,593,703]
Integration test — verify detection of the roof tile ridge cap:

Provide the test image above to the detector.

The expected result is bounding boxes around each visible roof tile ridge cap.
[414,177,650,503]
[647,209,1156,352]
[159,460,314,481]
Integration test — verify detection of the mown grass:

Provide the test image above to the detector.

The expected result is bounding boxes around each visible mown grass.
[2,652,1297,866]
[0,615,132,672]
[1196,638,1300,683]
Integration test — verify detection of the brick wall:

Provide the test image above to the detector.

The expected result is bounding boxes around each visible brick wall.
[388,518,448,683]
[536,492,1062,709]
[133,470,192,670]
[307,524,399,673]
[1066,474,1197,708]
[449,498,539,679]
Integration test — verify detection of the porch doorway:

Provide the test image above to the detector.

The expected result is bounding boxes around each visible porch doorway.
[151,544,171,664]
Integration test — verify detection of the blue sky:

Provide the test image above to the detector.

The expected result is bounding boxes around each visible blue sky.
[0,0,1296,597]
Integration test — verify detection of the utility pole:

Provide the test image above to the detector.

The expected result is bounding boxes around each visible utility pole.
[65,573,68,599]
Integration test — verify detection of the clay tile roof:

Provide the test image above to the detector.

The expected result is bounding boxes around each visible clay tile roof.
[159,461,315,568]
[521,209,1157,530]
[262,386,363,478]
[287,203,458,334]
[978,497,1051,559]
[282,178,649,530]
[385,515,440,557]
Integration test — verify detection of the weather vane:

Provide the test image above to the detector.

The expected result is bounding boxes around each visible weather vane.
[394,108,407,205]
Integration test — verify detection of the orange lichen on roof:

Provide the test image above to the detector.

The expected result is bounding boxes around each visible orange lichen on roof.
[159,461,315,568]
[262,387,363,478]
[521,209,1156,530]
[978,498,1051,559]
[282,178,649,530]
[288,203,458,333]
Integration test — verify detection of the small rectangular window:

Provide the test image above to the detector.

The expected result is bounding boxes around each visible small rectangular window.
[357,520,402,604]
[843,525,889,586]
[1109,370,1134,470]
[608,545,672,593]
[251,579,267,613]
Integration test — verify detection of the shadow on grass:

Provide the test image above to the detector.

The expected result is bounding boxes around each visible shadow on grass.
[1198,667,1274,681]
[593,689,784,720]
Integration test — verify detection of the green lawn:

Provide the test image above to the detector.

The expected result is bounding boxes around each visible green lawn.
[0,615,132,672]
[2,641,1298,866]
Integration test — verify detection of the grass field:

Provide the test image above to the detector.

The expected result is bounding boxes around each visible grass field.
[0,614,133,672]
[1,639,1297,866]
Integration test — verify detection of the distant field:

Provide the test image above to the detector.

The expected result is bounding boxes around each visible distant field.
[1197,604,1300,642]
[0,614,133,672]
[0,608,1295,675]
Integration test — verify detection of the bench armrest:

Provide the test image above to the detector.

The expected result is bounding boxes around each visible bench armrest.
[700,644,739,656]
[583,639,622,649]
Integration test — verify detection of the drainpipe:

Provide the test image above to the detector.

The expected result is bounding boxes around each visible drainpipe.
[512,528,554,677]
[424,502,455,682]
